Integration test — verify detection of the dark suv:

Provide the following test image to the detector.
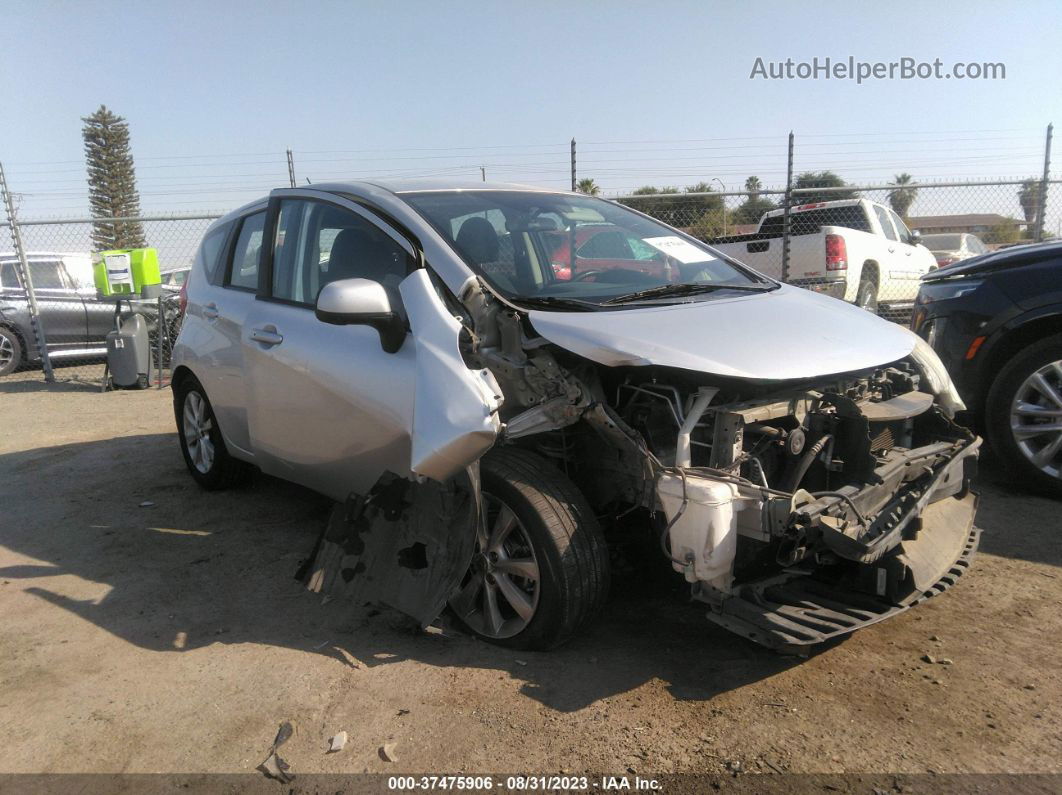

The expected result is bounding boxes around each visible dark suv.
[912,240,1062,493]
[0,252,171,376]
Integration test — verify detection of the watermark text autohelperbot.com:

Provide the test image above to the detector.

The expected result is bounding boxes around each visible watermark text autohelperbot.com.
[750,56,1005,83]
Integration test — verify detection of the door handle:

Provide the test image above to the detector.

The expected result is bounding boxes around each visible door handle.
[887,247,896,253]
[202,302,219,320]
[250,326,284,346]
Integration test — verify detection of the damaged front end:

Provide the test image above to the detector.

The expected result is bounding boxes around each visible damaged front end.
[623,361,980,652]
[304,271,980,653]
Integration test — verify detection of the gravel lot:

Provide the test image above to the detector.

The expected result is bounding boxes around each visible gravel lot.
[1,378,1060,779]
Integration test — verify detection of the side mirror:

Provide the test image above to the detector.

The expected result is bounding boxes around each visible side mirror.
[315,278,405,353]
[909,229,922,246]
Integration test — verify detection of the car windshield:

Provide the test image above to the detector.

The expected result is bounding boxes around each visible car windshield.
[920,233,963,250]
[403,190,769,307]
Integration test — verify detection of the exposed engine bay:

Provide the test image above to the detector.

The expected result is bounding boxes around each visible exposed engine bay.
[459,296,980,651]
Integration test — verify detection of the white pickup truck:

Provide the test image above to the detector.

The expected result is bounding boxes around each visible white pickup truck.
[708,199,937,317]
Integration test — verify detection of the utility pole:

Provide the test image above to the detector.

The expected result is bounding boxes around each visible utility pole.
[570,138,577,192]
[0,161,54,381]
[1036,123,1052,242]
[286,149,296,188]
[781,131,795,282]
[480,166,486,182]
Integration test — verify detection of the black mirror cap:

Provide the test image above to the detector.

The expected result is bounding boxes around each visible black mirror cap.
[314,308,406,353]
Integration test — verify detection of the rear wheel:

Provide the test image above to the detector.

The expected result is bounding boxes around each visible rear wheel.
[856,277,878,313]
[448,448,610,650]
[175,376,251,490]
[986,334,1062,494]
[0,327,21,376]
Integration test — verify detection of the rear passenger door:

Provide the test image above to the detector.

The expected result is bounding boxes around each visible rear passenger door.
[195,211,264,456]
[241,192,420,500]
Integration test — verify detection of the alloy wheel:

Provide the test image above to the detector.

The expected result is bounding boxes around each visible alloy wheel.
[1010,359,1062,479]
[182,391,215,474]
[0,335,13,371]
[449,492,541,639]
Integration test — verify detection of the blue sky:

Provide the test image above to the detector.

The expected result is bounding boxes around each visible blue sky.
[1,0,1060,219]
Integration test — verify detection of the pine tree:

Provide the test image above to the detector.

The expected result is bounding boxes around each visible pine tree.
[82,105,146,250]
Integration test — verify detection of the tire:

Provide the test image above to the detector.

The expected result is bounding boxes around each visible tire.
[985,334,1062,495]
[448,447,610,650]
[0,326,22,376]
[855,277,878,313]
[174,375,252,490]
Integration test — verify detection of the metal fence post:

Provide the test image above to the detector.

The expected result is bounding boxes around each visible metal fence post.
[0,161,54,382]
[570,138,577,192]
[286,149,296,188]
[781,131,795,282]
[1036,123,1053,243]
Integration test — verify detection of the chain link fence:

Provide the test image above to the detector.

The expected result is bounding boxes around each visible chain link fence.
[0,215,217,386]
[1,174,1057,388]
[618,178,1058,325]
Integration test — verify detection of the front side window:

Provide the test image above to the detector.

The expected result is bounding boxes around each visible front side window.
[890,211,913,242]
[271,199,411,304]
[28,261,66,289]
[404,190,767,307]
[228,212,265,290]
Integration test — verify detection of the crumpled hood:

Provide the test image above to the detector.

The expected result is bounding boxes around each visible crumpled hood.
[528,284,921,381]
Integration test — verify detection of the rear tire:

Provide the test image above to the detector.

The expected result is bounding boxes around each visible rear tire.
[985,334,1062,495]
[856,277,878,313]
[449,447,610,650]
[0,326,21,376]
[174,375,252,490]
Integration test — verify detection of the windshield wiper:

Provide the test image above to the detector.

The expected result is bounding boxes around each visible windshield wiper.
[510,295,600,312]
[601,282,776,305]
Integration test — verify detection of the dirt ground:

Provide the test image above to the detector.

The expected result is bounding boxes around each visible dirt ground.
[1,377,1060,780]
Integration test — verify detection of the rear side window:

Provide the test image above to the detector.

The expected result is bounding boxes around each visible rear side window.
[874,206,898,241]
[760,206,872,237]
[228,212,266,290]
[196,223,232,286]
[0,261,19,288]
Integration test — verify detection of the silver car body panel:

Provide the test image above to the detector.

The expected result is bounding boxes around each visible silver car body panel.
[401,269,503,482]
[526,283,922,380]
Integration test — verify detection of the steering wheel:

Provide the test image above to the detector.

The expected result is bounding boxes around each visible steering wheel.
[572,269,607,282]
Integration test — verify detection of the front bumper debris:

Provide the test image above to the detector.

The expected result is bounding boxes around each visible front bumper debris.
[704,492,979,653]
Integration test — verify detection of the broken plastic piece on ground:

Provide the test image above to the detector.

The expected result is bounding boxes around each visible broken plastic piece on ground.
[380,742,399,762]
[328,731,348,753]
[258,721,296,782]
[273,721,294,749]
[139,500,155,507]
[258,752,293,783]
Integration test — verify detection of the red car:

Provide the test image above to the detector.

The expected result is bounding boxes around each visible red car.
[545,225,676,282]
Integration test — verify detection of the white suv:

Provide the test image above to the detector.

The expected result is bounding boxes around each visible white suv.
[172,181,980,651]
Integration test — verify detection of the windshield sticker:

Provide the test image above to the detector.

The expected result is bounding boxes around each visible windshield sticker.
[643,236,716,264]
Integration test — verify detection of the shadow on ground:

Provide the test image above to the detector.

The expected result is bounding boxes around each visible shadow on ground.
[0,433,801,713]
[3,432,1057,713]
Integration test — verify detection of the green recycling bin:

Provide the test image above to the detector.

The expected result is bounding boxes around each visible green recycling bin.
[93,248,162,297]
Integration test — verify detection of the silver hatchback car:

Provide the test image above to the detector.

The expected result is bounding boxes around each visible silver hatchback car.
[172,181,981,651]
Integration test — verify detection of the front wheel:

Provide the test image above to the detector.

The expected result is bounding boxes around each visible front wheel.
[448,448,610,650]
[985,334,1062,494]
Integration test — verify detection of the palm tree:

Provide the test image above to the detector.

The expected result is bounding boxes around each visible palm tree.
[744,176,762,201]
[576,178,600,196]
[887,173,918,219]
[1019,179,1041,224]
